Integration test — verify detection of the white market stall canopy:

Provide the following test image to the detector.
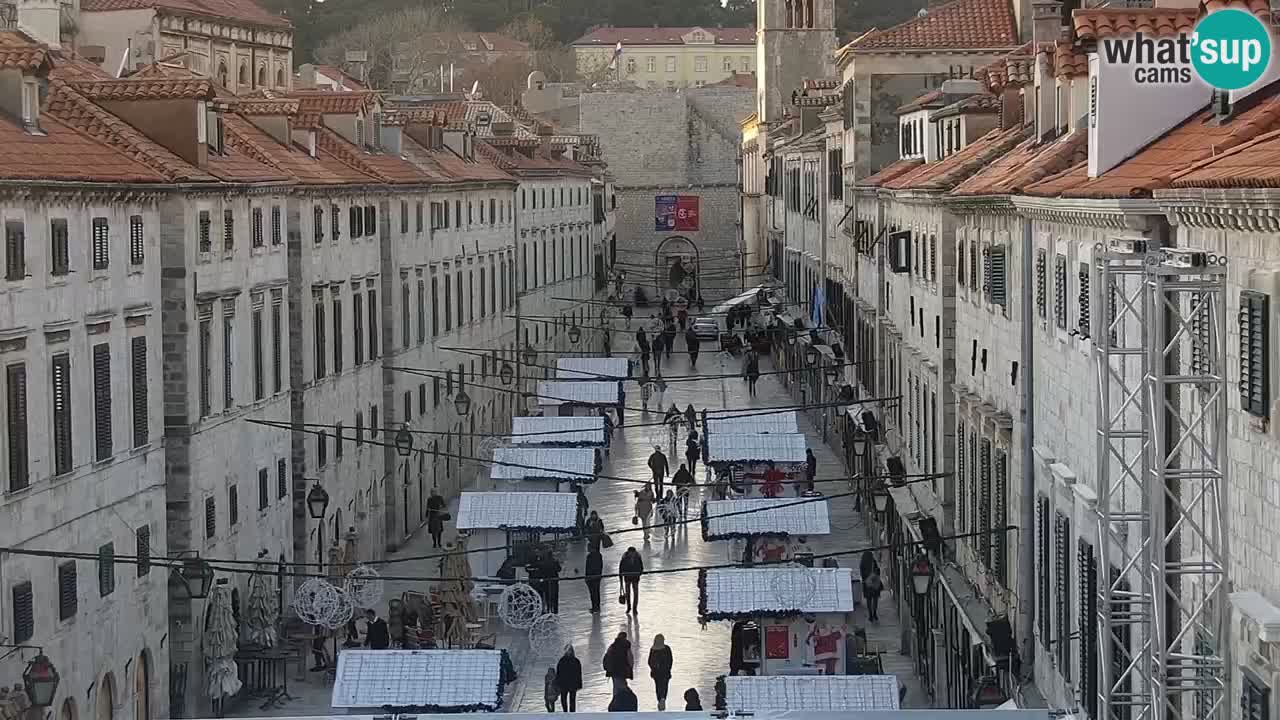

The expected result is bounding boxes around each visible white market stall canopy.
[510,416,607,447]
[490,447,596,483]
[456,492,578,531]
[699,567,854,619]
[724,675,900,712]
[556,357,631,380]
[705,410,800,436]
[702,498,831,540]
[330,649,504,710]
[536,380,620,406]
[706,433,807,464]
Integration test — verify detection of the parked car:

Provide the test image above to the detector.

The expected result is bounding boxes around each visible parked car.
[691,317,720,341]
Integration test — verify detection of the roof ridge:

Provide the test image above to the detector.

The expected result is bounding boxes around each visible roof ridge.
[1170,125,1280,185]
[315,128,391,183]
[850,0,1019,52]
[224,118,292,176]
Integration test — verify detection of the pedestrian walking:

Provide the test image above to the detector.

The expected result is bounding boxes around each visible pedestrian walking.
[659,490,679,537]
[648,634,674,710]
[622,304,633,328]
[684,688,703,711]
[640,378,653,412]
[544,667,558,712]
[654,377,668,411]
[672,463,694,518]
[575,485,590,536]
[541,551,562,614]
[363,609,390,650]
[652,333,664,374]
[608,684,639,712]
[585,510,607,553]
[744,350,761,397]
[804,448,817,494]
[634,484,656,540]
[685,327,701,368]
[859,550,876,582]
[637,328,651,377]
[685,433,700,475]
[425,489,448,548]
[684,403,697,432]
[604,631,635,692]
[865,567,884,621]
[619,547,644,614]
[663,321,676,361]
[647,446,669,497]
[556,646,582,712]
[677,305,689,330]
[310,632,331,671]
[585,548,604,613]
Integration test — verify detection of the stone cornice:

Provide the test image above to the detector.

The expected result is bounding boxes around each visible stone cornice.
[0,182,168,203]
[942,194,1019,216]
[1153,188,1280,232]
[1011,195,1161,230]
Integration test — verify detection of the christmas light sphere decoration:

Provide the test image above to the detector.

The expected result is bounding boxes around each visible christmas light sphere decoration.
[497,582,545,629]
[317,585,355,630]
[292,578,340,626]
[475,436,508,478]
[527,613,564,657]
[343,565,384,609]
[770,563,818,609]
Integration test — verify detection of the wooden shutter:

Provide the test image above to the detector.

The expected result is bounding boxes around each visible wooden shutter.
[1079,538,1098,720]
[92,217,109,269]
[313,205,324,243]
[98,542,115,597]
[993,448,1008,585]
[990,245,1008,307]
[349,206,359,237]
[92,343,112,460]
[252,309,264,400]
[1035,249,1047,318]
[417,280,426,343]
[331,204,340,240]
[979,438,992,568]
[258,467,269,510]
[1055,254,1069,328]
[956,421,967,533]
[1240,291,1270,417]
[223,208,234,251]
[1243,670,1272,720]
[198,317,211,417]
[205,496,216,539]
[277,458,287,499]
[51,353,72,475]
[271,205,282,246]
[6,362,28,491]
[5,220,24,280]
[314,299,326,379]
[1054,511,1072,678]
[1037,496,1051,643]
[368,289,378,359]
[400,200,408,234]
[317,430,327,467]
[131,336,148,448]
[402,284,411,347]
[1190,291,1210,376]
[136,525,151,577]
[11,581,33,642]
[252,207,264,247]
[335,423,344,458]
[271,301,282,393]
[129,215,144,265]
[223,312,234,407]
[364,205,376,235]
[57,561,77,620]
[50,218,69,275]
[353,293,364,364]
[1078,262,1092,337]
[198,210,211,253]
[228,484,239,526]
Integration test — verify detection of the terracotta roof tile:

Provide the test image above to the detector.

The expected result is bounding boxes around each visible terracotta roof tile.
[204,114,292,183]
[952,130,1087,196]
[291,90,376,115]
[709,72,756,88]
[47,48,115,81]
[73,78,215,101]
[227,115,373,185]
[1050,41,1088,78]
[847,0,1018,52]
[897,89,946,115]
[80,0,290,28]
[45,80,215,182]
[932,93,1001,117]
[1169,128,1280,188]
[0,113,166,183]
[1026,91,1280,198]
[402,136,513,184]
[1074,0,1270,40]
[885,125,1030,191]
[229,98,300,116]
[856,158,923,188]
[572,26,755,46]
[314,128,426,184]
[0,31,51,72]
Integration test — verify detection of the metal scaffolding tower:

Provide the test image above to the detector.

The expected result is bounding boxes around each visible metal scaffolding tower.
[1095,240,1230,720]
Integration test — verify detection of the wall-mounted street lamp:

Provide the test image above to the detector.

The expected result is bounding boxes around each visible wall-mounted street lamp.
[395,424,414,457]
[168,554,215,600]
[568,324,582,345]
[910,554,934,597]
[499,362,514,386]
[454,389,473,417]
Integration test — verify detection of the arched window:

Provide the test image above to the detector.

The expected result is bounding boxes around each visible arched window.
[134,650,151,720]
[61,698,78,720]
[275,67,285,87]
[217,61,228,87]
[783,0,793,27]
[97,672,117,720]
[806,0,814,27]
[238,62,248,86]
[257,66,266,87]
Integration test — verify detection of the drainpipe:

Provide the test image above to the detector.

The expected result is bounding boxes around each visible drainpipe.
[1016,213,1036,670]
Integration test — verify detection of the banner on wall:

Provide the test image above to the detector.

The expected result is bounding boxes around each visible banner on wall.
[765,625,790,659]
[654,195,700,231]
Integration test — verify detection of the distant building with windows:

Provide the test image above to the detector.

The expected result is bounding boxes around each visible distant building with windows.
[571,26,755,88]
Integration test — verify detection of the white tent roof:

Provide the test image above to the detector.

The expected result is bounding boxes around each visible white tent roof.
[724,675,900,712]
[536,380,619,406]
[490,447,596,482]
[556,357,631,380]
[706,433,807,464]
[703,498,831,538]
[701,567,854,615]
[330,649,503,709]
[705,410,800,435]
[456,492,578,530]
[510,416,606,446]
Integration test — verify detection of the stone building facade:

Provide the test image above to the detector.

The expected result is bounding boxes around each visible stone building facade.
[571,26,755,89]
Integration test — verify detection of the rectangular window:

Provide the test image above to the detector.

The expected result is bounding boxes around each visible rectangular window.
[136,525,151,577]
[417,280,426,344]
[277,458,287,499]
[355,411,363,445]
[403,391,411,423]
[1037,496,1051,642]
[199,210,212,253]
[130,337,147,448]
[333,297,343,373]
[992,448,1008,585]
[222,208,234,251]
[314,205,324,244]
[1055,253,1068,329]
[1078,262,1091,337]
[353,293,364,364]
[419,383,427,414]
[400,200,409,234]
[1079,538,1099,720]
[349,206,359,237]
[444,273,453,332]
[5,220,28,281]
[252,308,264,400]
[11,582,33,642]
[271,302,282,393]
[50,218,69,275]
[467,270,475,323]
[1,362,27,495]
[204,496,215,538]
[979,438,992,566]
[271,205,282,246]
[416,201,424,233]
[57,561,77,620]
[479,267,487,318]
[402,284,411,348]
[1035,249,1047,318]
[431,276,440,336]
[198,317,211,417]
[228,484,239,526]
[364,205,376,236]
[1240,290,1270,417]
[223,312,234,408]
[331,204,340,241]
[98,543,114,597]
[370,405,378,437]
[367,289,378,359]
[1243,671,1271,720]
[92,217,109,269]
[251,207,264,248]
[455,271,463,327]
[489,198,496,224]
[1054,511,1072,677]
[258,467,269,510]
[129,215,144,265]
[317,430,327,467]
[314,298,326,380]
[51,353,72,475]
[335,422,344,458]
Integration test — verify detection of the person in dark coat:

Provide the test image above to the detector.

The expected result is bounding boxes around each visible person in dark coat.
[426,489,447,548]
[672,463,695,519]
[636,328,651,376]
[652,331,665,374]
[555,646,583,712]
[363,610,390,649]
[744,349,761,397]
[804,448,818,494]
[608,684,638,712]
[685,327,701,368]
[864,567,884,621]
[648,634,674,710]
[585,510,606,553]
[619,547,644,614]
[859,550,877,582]
[647,446,669,497]
[575,486,589,536]
[685,433,700,475]
[541,552,562,614]
[684,404,697,432]
[684,688,703,711]
[584,548,604,613]
[663,321,677,361]
[527,549,548,606]
[603,632,634,692]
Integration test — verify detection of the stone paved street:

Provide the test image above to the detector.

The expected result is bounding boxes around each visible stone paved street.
[235,330,922,717]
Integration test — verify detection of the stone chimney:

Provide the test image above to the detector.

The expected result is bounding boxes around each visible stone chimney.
[17,0,61,49]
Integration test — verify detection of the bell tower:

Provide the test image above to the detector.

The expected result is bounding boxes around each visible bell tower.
[756,0,837,123]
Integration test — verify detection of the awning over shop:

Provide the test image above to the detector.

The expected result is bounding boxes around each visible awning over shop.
[536,380,621,406]
[699,567,854,619]
[724,675,900,712]
[705,410,799,436]
[556,357,631,380]
[510,416,607,447]
[329,649,504,710]
[455,492,577,531]
[706,433,807,464]
[490,447,596,483]
[702,497,831,540]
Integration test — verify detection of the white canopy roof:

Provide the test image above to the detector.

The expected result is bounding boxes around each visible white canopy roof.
[456,492,578,530]
[556,357,631,380]
[510,416,606,446]
[705,410,800,435]
[535,380,620,406]
[490,447,596,482]
[706,433,807,464]
[330,649,503,709]
[724,675,900,712]
[701,567,854,615]
[703,498,831,538]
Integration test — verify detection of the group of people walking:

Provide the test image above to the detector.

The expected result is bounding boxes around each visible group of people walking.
[545,633,703,713]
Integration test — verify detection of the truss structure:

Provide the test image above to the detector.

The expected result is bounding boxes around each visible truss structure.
[1095,241,1230,720]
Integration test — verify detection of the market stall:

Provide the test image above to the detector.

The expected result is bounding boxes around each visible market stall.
[455,492,578,580]
[489,447,597,489]
[556,357,631,380]
[704,432,808,498]
[699,567,855,676]
[329,648,506,712]
[535,380,622,418]
[703,409,800,437]
[510,416,609,461]
[702,497,831,564]
[723,674,900,712]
